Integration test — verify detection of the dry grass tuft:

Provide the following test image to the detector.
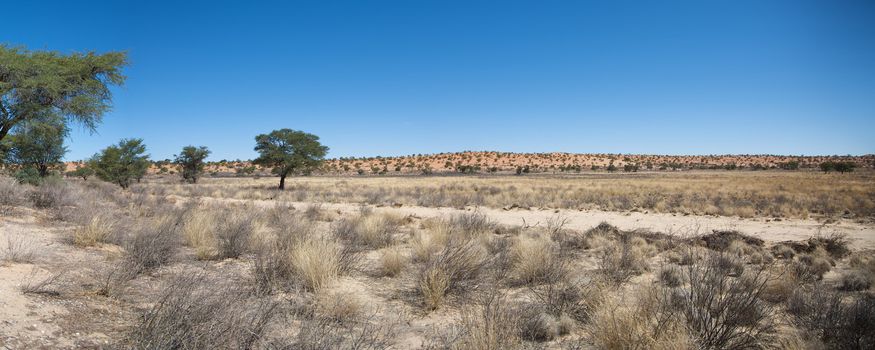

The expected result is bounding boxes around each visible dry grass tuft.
[418,238,489,310]
[72,212,117,247]
[334,212,402,248]
[379,246,407,277]
[181,209,217,259]
[509,232,565,285]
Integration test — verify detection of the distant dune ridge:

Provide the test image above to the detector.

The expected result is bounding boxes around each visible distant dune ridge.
[65,151,874,176]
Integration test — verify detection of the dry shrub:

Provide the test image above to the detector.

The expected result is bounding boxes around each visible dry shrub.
[315,290,363,323]
[838,271,872,291]
[0,176,26,212]
[129,272,278,349]
[698,230,764,252]
[334,212,402,248]
[806,232,850,259]
[787,284,875,349]
[27,178,74,210]
[181,209,217,259]
[450,212,494,237]
[72,212,117,247]
[254,213,359,294]
[410,220,451,262]
[288,310,397,350]
[509,233,565,285]
[598,239,650,285]
[379,246,407,277]
[772,244,796,259]
[676,252,778,349]
[418,238,489,310]
[20,267,66,296]
[658,264,685,288]
[588,286,690,350]
[123,214,181,274]
[794,251,833,282]
[452,292,521,349]
[2,232,35,263]
[215,210,259,259]
[761,266,799,303]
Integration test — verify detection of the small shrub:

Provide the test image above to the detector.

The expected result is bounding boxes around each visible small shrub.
[788,285,875,349]
[215,210,258,259]
[598,239,649,285]
[838,271,871,291]
[698,230,764,251]
[379,247,407,277]
[510,233,565,285]
[772,244,796,259]
[334,212,401,249]
[315,290,363,323]
[418,238,489,310]
[123,215,180,274]
[73,213,117,247]
[454,292,522,348]
[676,252,778,349]
[2,233,35,263]
[181,209,218,259]
[27,178,73,210]
[658,264,685,287]
[807,233,850,259]
[129,272,277,349]
[450,212,494,237]
[0,176,26,208]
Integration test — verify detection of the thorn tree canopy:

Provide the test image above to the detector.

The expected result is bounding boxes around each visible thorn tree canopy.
[253,129,328,190]
[0,45,127,142]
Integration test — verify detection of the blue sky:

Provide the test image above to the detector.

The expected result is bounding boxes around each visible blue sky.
[3,0,874,160]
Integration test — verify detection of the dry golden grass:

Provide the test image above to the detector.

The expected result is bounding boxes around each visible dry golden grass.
[378,246,407,277]
[289,237,344,291]
[138,170,875,218]
[72,214,116,247]
[181,209,217,259]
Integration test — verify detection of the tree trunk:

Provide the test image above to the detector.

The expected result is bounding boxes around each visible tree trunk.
[278,174,286,190]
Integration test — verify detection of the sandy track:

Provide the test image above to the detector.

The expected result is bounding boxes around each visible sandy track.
[171,195,875,249]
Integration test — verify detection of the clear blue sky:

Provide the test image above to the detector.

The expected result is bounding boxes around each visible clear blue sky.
[3,0,874,161]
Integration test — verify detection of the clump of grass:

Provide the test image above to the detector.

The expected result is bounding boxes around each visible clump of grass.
[598,238,650,285]
[509,233,565,285]
[379,246,407,277]
[333,212,402,248]
[787,284,875,348]
[410,219,451,262]
[215,210,259,259]
[289,237,345,291]
[123,214,181,275]
[658,264,685,287]
[588,286,691,349]
[838,271,871,292]
[72,212,117,247]
[315,290,363,323]
[181,209,217,259]
[418,238,489,310]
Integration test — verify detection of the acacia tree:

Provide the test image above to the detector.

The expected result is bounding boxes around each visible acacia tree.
[3,117,68,177]
[175,146,210,183]
[92,138,150,189]
[253,129,327,190]
[0,45,127,143]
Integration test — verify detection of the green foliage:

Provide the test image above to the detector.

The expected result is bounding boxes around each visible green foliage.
[92,138,150,189]
[778,160,800,170]
[67,165,95,180]
[253,129,327,189]
[13,167,42,185]
[3,117,68,177]
[820,161,856,174]
[175,146,211,184]
[0,45,127,143]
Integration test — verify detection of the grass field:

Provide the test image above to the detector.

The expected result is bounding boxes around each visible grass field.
[1,173,874,348]
[138,170,875,220]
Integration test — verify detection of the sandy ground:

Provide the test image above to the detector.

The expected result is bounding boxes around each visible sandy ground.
[179,195,875,250]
